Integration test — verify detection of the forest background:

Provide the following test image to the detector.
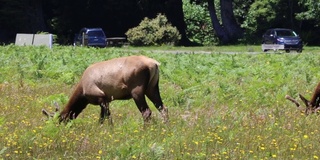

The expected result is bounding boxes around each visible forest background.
[0,0,319,46]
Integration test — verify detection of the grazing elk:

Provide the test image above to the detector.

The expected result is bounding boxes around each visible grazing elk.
[286,82,320,115]
[42,55,168,124]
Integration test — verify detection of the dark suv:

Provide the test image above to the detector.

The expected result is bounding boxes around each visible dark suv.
[74,28,107,47]
[262,28,303,52]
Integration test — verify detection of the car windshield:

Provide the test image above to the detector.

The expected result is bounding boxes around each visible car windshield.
[88,31,105,37]
[276,30,297,37]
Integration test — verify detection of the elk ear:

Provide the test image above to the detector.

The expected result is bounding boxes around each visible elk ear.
[299,94,310,107]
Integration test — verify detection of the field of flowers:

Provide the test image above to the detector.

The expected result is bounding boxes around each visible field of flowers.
[1,45,320,159]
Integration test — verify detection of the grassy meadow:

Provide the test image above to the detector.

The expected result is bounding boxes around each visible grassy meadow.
[1,45,320,159]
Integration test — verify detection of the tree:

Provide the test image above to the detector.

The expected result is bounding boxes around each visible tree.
[0,0,47,32]
[0,0,47,42]
[241,0,320,45]
[183,0,217,45]
[295,0,320,44]
[206,0,243,44]
[241,0,278,40]
[296,0,320,25]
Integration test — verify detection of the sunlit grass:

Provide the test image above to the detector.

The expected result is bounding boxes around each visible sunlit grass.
[1,45,320,159]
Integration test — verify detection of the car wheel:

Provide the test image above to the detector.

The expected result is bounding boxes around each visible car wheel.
[285,50,290,53]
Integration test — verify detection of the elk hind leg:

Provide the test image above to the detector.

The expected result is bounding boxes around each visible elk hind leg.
[146,84,168,122]
[132,89,152,122]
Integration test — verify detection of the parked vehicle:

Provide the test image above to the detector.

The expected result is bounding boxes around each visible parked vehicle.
[74,28,107,47]
[262,28,303,53]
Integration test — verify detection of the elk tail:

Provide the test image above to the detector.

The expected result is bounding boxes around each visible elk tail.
[148,60,160,88]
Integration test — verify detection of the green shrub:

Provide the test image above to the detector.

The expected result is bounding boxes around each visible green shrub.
[125,14,181,46]
[182,0,217,45]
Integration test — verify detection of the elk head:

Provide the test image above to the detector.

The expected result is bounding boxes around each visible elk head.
[42,102,77,121]
[285,94,320,115]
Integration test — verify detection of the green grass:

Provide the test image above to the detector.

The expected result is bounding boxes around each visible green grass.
[1,45,320,159]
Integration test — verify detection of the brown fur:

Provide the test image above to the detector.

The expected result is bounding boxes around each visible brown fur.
[309,82,320,107]
[59,55,168,123]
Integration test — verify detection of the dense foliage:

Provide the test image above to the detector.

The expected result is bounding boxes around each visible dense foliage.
[1,45,320,159]
[240,0,319,44]
[126,14,181,46]
[183,0,217,45]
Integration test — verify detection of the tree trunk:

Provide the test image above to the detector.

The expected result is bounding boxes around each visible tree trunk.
[220,0,243,43]
[164,0,192,45]
[207,0,230,44]
[28,0,47,32]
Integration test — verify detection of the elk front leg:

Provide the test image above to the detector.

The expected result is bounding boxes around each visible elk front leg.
[100,102,112,125]
[146,88,168,123]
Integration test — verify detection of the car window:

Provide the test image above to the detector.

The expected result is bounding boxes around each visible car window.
[266,30,275,36]
[88,31,105,37]
[276,30,296,37]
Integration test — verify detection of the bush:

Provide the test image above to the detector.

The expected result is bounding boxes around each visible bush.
[126,14,181,46]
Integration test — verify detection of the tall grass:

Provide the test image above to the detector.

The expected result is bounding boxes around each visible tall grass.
[1,45,320,159]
